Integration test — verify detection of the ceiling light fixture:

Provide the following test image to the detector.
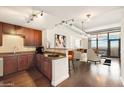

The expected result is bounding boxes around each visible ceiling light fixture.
[81,21,91,38]
[81,14,91,37]
[27,10,44,23]
[85,14,91,22]
[81,21,87,34]
[55,19,74,27]
[54,14,91,38]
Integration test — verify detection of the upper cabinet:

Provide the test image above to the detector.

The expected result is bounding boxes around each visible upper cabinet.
[0,22,42,47]
[34,30,42,47]
[24,28,35,46]
[16,26,35,46]
[16,26,41,46]
[15,26,25,35]
[0,22,2,46]
[2,23,16,34]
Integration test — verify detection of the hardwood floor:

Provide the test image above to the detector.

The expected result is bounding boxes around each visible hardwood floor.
[0,68,51,87]
[0,58,123,87]
[59,58,122,87]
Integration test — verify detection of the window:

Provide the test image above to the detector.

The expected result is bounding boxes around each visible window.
[109,32,120,40]
[90,31,120,57]
[98,33,108,56]
[90,35,97,49]
[91,41,97,48]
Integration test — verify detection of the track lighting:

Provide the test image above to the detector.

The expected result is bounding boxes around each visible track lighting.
[40,11,43,16]
[27,10,44,23]
[55,19,74,27]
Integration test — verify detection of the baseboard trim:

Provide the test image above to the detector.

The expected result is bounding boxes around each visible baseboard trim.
[120,77,124,86]
[51,74,69,87]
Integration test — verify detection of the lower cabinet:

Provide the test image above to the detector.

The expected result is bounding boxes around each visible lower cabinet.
[18,55,28,71]
[3,53,51,80]
[36,54,52,81]
[36,54,42,71]
[3,56,18,75]
[27,54,35,68]
[3,53,35,76]
[43,59,52,80]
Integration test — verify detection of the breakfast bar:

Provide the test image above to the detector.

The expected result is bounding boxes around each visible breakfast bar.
[36,49,69,86]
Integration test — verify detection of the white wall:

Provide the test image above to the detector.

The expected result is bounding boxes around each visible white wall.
[121,11,124,85]
[81,37,88,49]
[42,26,83,49]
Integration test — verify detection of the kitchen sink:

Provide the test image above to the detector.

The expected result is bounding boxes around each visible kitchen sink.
[47,54,59,57]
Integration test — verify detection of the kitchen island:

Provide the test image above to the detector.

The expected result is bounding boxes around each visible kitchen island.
[36,53,69,87]
[51,57,69,86]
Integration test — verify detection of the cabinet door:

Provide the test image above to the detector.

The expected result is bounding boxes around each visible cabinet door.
[43,58,52,80]
[15,26,25,35]
[28,54,34,68]
[34,30,42,47]
[36,54,42,71]
[36,54,45,73]
[2,23,16,34]
[40,55,45,73]
[24,28,35,46]
[0,22,2,46]
[16,26,35,46]
[18,55,28,71]
[3,56,18,75]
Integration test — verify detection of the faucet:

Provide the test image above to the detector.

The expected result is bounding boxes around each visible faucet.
[13,46,18,54]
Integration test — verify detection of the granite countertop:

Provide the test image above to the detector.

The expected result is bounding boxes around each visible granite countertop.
[44,55,66,60]
[0,51,67,60]
[0,51,35,57]
[43,52,66,60]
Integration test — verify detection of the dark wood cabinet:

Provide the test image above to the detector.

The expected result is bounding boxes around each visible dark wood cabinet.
[24,28,35,46]
[2,23,16,34]
[36,54,42,71]
[18,55,28,71]
[16,26,42,46]
[2,53,52,80]
[0,22,42,47]
[16,26,32,46]
[36,54,52,80]
[40,55,45,73]
[28,54,35,68]
[0,22,2,46]
[2,52,35,76]
[43,58,52,80]
[15,26,25,35]
[3,56,18,75]
[34,30,42,47]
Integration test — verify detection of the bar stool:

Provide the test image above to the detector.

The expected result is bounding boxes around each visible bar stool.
[68,51,75,75]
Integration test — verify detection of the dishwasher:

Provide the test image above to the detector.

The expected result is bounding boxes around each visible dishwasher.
[0,58,3,77]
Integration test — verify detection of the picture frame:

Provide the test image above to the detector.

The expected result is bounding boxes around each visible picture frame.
[55,34,66,48]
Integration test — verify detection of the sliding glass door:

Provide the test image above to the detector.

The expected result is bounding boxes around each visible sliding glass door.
[108,32,120,57]
[109,40,120,57]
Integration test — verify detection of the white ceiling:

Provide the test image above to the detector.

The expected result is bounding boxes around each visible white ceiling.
[0,6,124,32]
